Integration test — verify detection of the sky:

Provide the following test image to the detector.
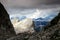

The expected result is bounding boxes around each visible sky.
[0,0,60,8]
[9,9,59,20]
[0,0,60,18]
[0,0,60,32]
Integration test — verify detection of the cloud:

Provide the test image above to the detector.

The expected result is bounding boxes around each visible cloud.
[0,0,60,8]
[27,9,59,19]
[8,8,59,18]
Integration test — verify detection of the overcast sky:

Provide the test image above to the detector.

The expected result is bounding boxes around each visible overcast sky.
[0,0,60,8]
[0,0,60,16]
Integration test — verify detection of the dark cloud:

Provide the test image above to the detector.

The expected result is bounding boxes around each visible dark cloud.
[0,0,60,8]
[39,0,60,4]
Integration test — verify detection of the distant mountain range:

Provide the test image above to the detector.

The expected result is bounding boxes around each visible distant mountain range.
[10,16,26,21]
[10,13,58,26]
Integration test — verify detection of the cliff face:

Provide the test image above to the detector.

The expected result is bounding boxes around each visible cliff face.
[0,3,16,40]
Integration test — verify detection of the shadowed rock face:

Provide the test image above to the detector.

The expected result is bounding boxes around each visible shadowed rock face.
[44,12,60,30]
[0,3,16,40]
[50,12,60,26]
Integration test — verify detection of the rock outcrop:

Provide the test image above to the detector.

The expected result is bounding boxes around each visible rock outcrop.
[0,3,16,40]
[44,12,60,29]
[50,12,60,26]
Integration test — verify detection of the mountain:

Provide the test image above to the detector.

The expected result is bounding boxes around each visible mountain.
[10,16,26,21]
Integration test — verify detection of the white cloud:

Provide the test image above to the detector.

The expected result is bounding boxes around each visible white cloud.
[27,9,59,19]
[8,8,60,20]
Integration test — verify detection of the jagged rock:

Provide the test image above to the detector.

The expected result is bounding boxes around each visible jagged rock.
[44,12,60,29]
[50,12,60,26]
[0,3,16,40]
[28,20,60,40]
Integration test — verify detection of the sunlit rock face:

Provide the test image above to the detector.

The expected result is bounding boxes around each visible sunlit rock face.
[11,18,20,26]
[12,18,34,34]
